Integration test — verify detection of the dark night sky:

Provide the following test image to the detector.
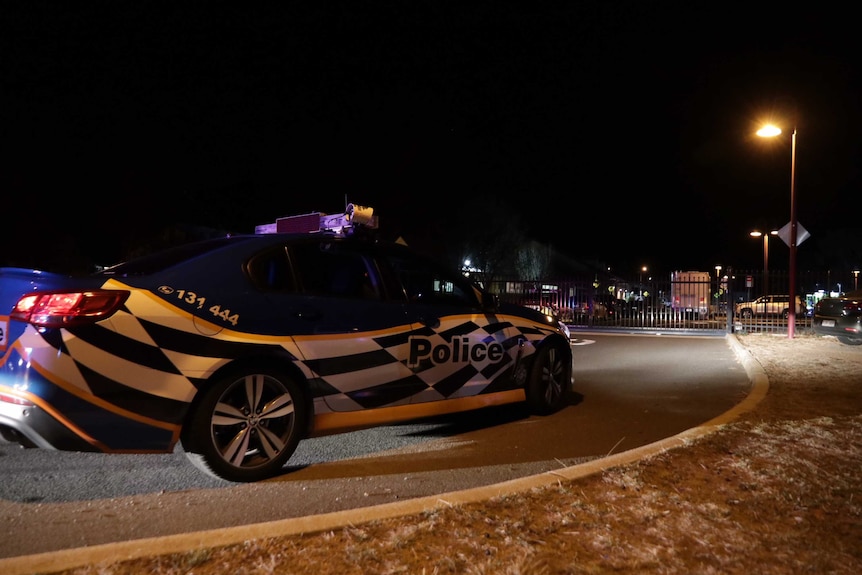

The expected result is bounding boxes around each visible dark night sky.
[2,3,860,277]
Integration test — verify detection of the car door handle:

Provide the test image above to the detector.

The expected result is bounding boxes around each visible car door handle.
[418,315,441,329]
[296,310,323,321]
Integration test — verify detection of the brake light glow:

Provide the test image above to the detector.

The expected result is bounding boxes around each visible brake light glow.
[11,290,130,328]
[0,392,33,406]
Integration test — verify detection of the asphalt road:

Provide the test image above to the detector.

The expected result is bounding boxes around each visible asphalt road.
[0,333,752,560]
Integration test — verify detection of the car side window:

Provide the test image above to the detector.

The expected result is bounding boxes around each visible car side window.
[246,246,297,292]
[384,251,479,307]
[290,241,380,300]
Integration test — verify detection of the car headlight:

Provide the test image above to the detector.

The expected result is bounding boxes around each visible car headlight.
[558,320,571,340]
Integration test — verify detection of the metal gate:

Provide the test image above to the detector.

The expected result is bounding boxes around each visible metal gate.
[488,269,842,336]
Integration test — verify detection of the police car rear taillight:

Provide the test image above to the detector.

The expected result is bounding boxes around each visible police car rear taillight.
[11,290,130,328]
[0,392,33,406]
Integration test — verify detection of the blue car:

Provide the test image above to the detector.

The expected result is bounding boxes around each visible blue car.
[0,206,573,482]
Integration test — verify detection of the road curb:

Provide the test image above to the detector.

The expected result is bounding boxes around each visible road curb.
[0,334,767,575]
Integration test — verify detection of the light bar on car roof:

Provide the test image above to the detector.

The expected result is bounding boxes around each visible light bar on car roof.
[255,203,378,235]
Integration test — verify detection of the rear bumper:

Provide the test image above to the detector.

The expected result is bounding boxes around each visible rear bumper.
[0,393,96,451]
[812,317,862,338]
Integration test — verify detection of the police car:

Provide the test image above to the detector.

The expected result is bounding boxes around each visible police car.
[0,204,573,482]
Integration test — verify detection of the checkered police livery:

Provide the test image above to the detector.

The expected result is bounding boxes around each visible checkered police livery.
[0,206,573,482]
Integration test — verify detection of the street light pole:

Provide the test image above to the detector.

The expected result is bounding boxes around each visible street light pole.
[714,265,723,319]
[750,230,777,296]
[788,126,798,339]
[756,121,799,339]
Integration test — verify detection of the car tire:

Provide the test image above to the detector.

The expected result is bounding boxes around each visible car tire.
[525,343,571,415]
[740,309,753,319]
[182,367,307,482]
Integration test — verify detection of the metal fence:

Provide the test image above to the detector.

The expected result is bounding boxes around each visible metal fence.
[488,269,849,336]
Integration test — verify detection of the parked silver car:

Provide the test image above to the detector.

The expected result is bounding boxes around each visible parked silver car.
[734,294,806,319]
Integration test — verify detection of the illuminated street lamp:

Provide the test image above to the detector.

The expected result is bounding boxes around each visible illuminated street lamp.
[757,122,798,338]
[854,270,860,291]
[714,265,723,319]
[750,230,778,296]
[715,264,733,330]
[639,265,647,299]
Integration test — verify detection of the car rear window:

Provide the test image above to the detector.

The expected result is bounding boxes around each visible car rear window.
[99,236,248,276]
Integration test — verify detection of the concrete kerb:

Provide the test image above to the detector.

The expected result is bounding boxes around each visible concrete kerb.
[0,334,768,575]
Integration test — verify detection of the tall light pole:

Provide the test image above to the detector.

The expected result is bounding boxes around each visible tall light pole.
[750,230,778,296]
[854,270,860,291]
[714,265,722,317]
[757,123,798,339]
[636,265,648,313]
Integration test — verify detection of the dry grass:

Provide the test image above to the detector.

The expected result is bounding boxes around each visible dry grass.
[51,333,862,574]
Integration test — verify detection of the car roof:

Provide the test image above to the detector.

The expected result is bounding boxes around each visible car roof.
[96,232,432,278]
